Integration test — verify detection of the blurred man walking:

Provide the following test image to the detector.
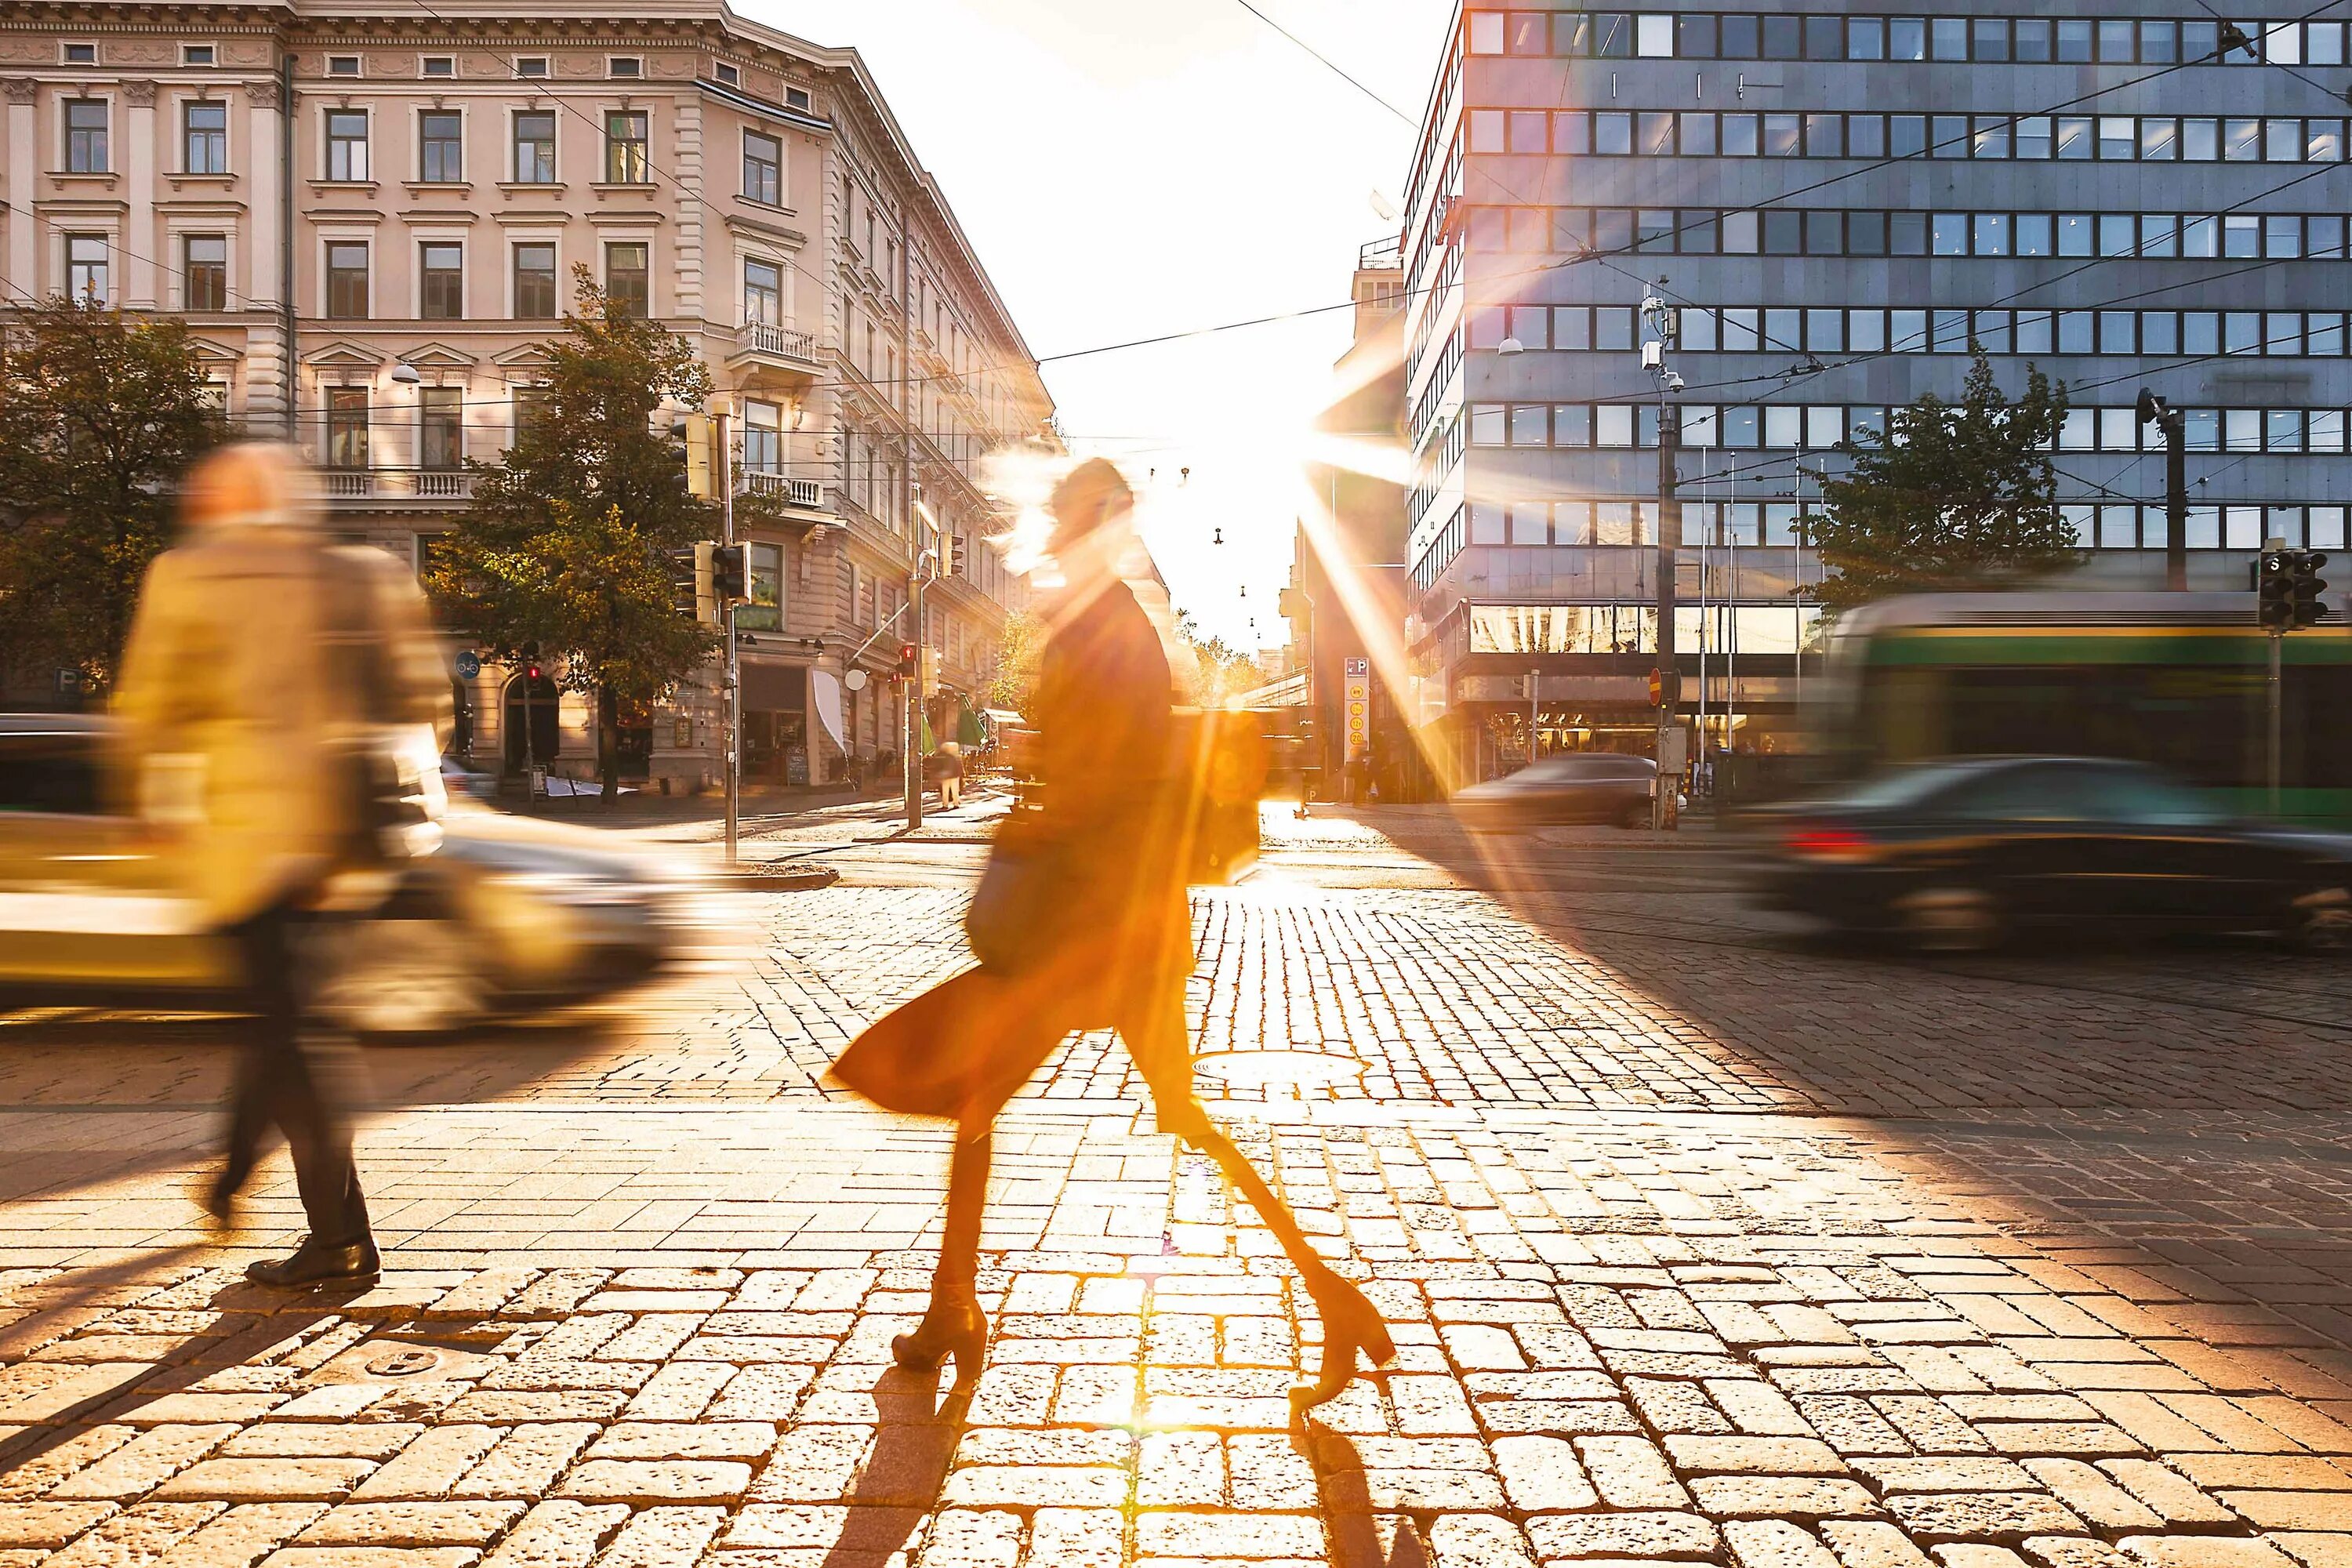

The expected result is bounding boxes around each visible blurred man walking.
[118,444,448,1287]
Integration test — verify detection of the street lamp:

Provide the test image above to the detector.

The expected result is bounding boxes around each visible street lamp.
[390,362,421,385]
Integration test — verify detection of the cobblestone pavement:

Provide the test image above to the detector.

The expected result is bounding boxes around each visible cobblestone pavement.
[8,806,2352,1565]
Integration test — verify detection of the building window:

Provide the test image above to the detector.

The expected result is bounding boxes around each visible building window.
[325,241,368,318]
[512,111,556,182]
[326,54,361,77]
[714,62,739,85]
[183,44,216,67]
[739,542,782,631]
[419,111,463,181]
[743,398,781,474]
[608,56,641,78]
[604,241,649,317]
[742,129,781,205]
[183,100,227,173]
[326,389,369,468]
[514,242,557,318]
[64,100,108,173]
[510,384,549,445]
[62,42,96,64]
[421,55,455,78]
[604,111,648,183]
[786,86,811,112]
[64,234,107,302]
[325,109,369,180]
[183,234,227,310]
[744,257,781,325]
[419,241,463,319]
[514,56,549,78]
[419,387,462,470]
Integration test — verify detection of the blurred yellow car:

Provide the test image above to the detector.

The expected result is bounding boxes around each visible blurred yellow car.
[0,714,680,1039]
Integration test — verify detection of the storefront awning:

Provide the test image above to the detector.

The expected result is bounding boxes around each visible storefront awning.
[739,661,808,713]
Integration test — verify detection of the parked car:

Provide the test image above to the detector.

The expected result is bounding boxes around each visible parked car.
[1753,755,2352,952]
[1454,753,1673,829]
[0,714,681,1038]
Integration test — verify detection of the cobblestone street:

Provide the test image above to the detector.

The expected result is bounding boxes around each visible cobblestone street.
[7,805,2352,1566]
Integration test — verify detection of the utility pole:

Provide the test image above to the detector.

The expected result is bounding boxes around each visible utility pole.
[2139,390,2187,590]
[720,406,739,866]
[1643,288,1684,831]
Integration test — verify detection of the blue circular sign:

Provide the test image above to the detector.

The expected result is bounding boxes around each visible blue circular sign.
[455,650,482,680]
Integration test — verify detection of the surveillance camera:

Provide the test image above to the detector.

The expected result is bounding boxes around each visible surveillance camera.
[1664,371,1686,394]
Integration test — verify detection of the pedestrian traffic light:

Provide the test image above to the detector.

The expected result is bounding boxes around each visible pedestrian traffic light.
[711,543,747,603]
[693,542,719,626]
[895,641,918,680]
[2259,550,2297,631]
[2295,550,2329,630]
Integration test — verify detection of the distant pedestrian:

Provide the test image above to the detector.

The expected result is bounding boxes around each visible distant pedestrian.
[935,741,964,808]
[833,458,1392,1408]
[117,443,448,1287]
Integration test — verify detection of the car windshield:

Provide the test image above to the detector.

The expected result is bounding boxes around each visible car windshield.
[1525,755,1646,778]
[1834,762,1984,812]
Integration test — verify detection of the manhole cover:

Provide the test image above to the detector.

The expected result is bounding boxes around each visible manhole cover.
[310,1333,496,1387]
[1192,1050,1363,1089]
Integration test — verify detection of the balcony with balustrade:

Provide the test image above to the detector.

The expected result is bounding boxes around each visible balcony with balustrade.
[740,470,827,512]
[321,468,479,505]
[733,320,822,375]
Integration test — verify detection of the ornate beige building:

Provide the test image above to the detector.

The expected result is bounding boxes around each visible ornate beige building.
[0,1,1050,791]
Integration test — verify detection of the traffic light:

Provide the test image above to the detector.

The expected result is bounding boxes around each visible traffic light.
[895,641,919,681]
[2260,550,2297,631]
[2295,550,2329,630]
[693,542,719,626]
[711,543,747,603]
[948,532,967,578]
[682,414,714,499]
[521,641,543,684]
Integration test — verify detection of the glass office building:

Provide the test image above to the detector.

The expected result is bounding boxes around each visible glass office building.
[1399,3,2352,780]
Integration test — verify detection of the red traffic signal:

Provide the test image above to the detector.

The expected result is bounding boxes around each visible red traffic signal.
[895,642,919,680]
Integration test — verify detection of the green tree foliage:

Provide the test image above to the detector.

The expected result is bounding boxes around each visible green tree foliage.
[0,299,230,693]
[984,607,1045,715]
[426,269,717,800]
[1813,347,2078,615]
[1174,612,1267,708]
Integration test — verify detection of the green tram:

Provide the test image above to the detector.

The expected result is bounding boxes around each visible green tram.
[1820,592,2352,822]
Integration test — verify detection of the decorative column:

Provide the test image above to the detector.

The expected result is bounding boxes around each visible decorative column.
[4,79,35,298]
[241,78,288,426]
[123,81,158,309]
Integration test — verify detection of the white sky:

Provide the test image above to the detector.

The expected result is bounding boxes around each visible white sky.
[744,0,1443,649]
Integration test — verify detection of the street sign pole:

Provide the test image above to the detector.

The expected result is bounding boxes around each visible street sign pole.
[721,408,739,868]
[2270,625,2284,819]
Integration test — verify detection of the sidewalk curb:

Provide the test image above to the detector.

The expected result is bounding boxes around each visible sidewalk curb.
[716,864,843,891]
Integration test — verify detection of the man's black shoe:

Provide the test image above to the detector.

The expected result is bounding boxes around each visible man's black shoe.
[245,1238,381,1288]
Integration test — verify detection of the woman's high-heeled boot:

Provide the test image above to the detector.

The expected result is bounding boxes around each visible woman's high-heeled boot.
[891,1297,989,1384]
[1292,1266,1396,1413]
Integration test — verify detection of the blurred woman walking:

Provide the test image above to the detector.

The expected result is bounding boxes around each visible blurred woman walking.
[833,459,1392,1410]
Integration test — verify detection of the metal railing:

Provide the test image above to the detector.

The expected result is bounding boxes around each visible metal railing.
[739,320,818,362]
[320,468,477,502]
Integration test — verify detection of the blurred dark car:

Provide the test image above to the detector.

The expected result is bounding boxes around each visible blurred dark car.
[1455,753,1668,829]
[0,714,680,1038]
[1755,756,2352,952]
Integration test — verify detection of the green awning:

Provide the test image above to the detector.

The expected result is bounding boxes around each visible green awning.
[956,706,985,746]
